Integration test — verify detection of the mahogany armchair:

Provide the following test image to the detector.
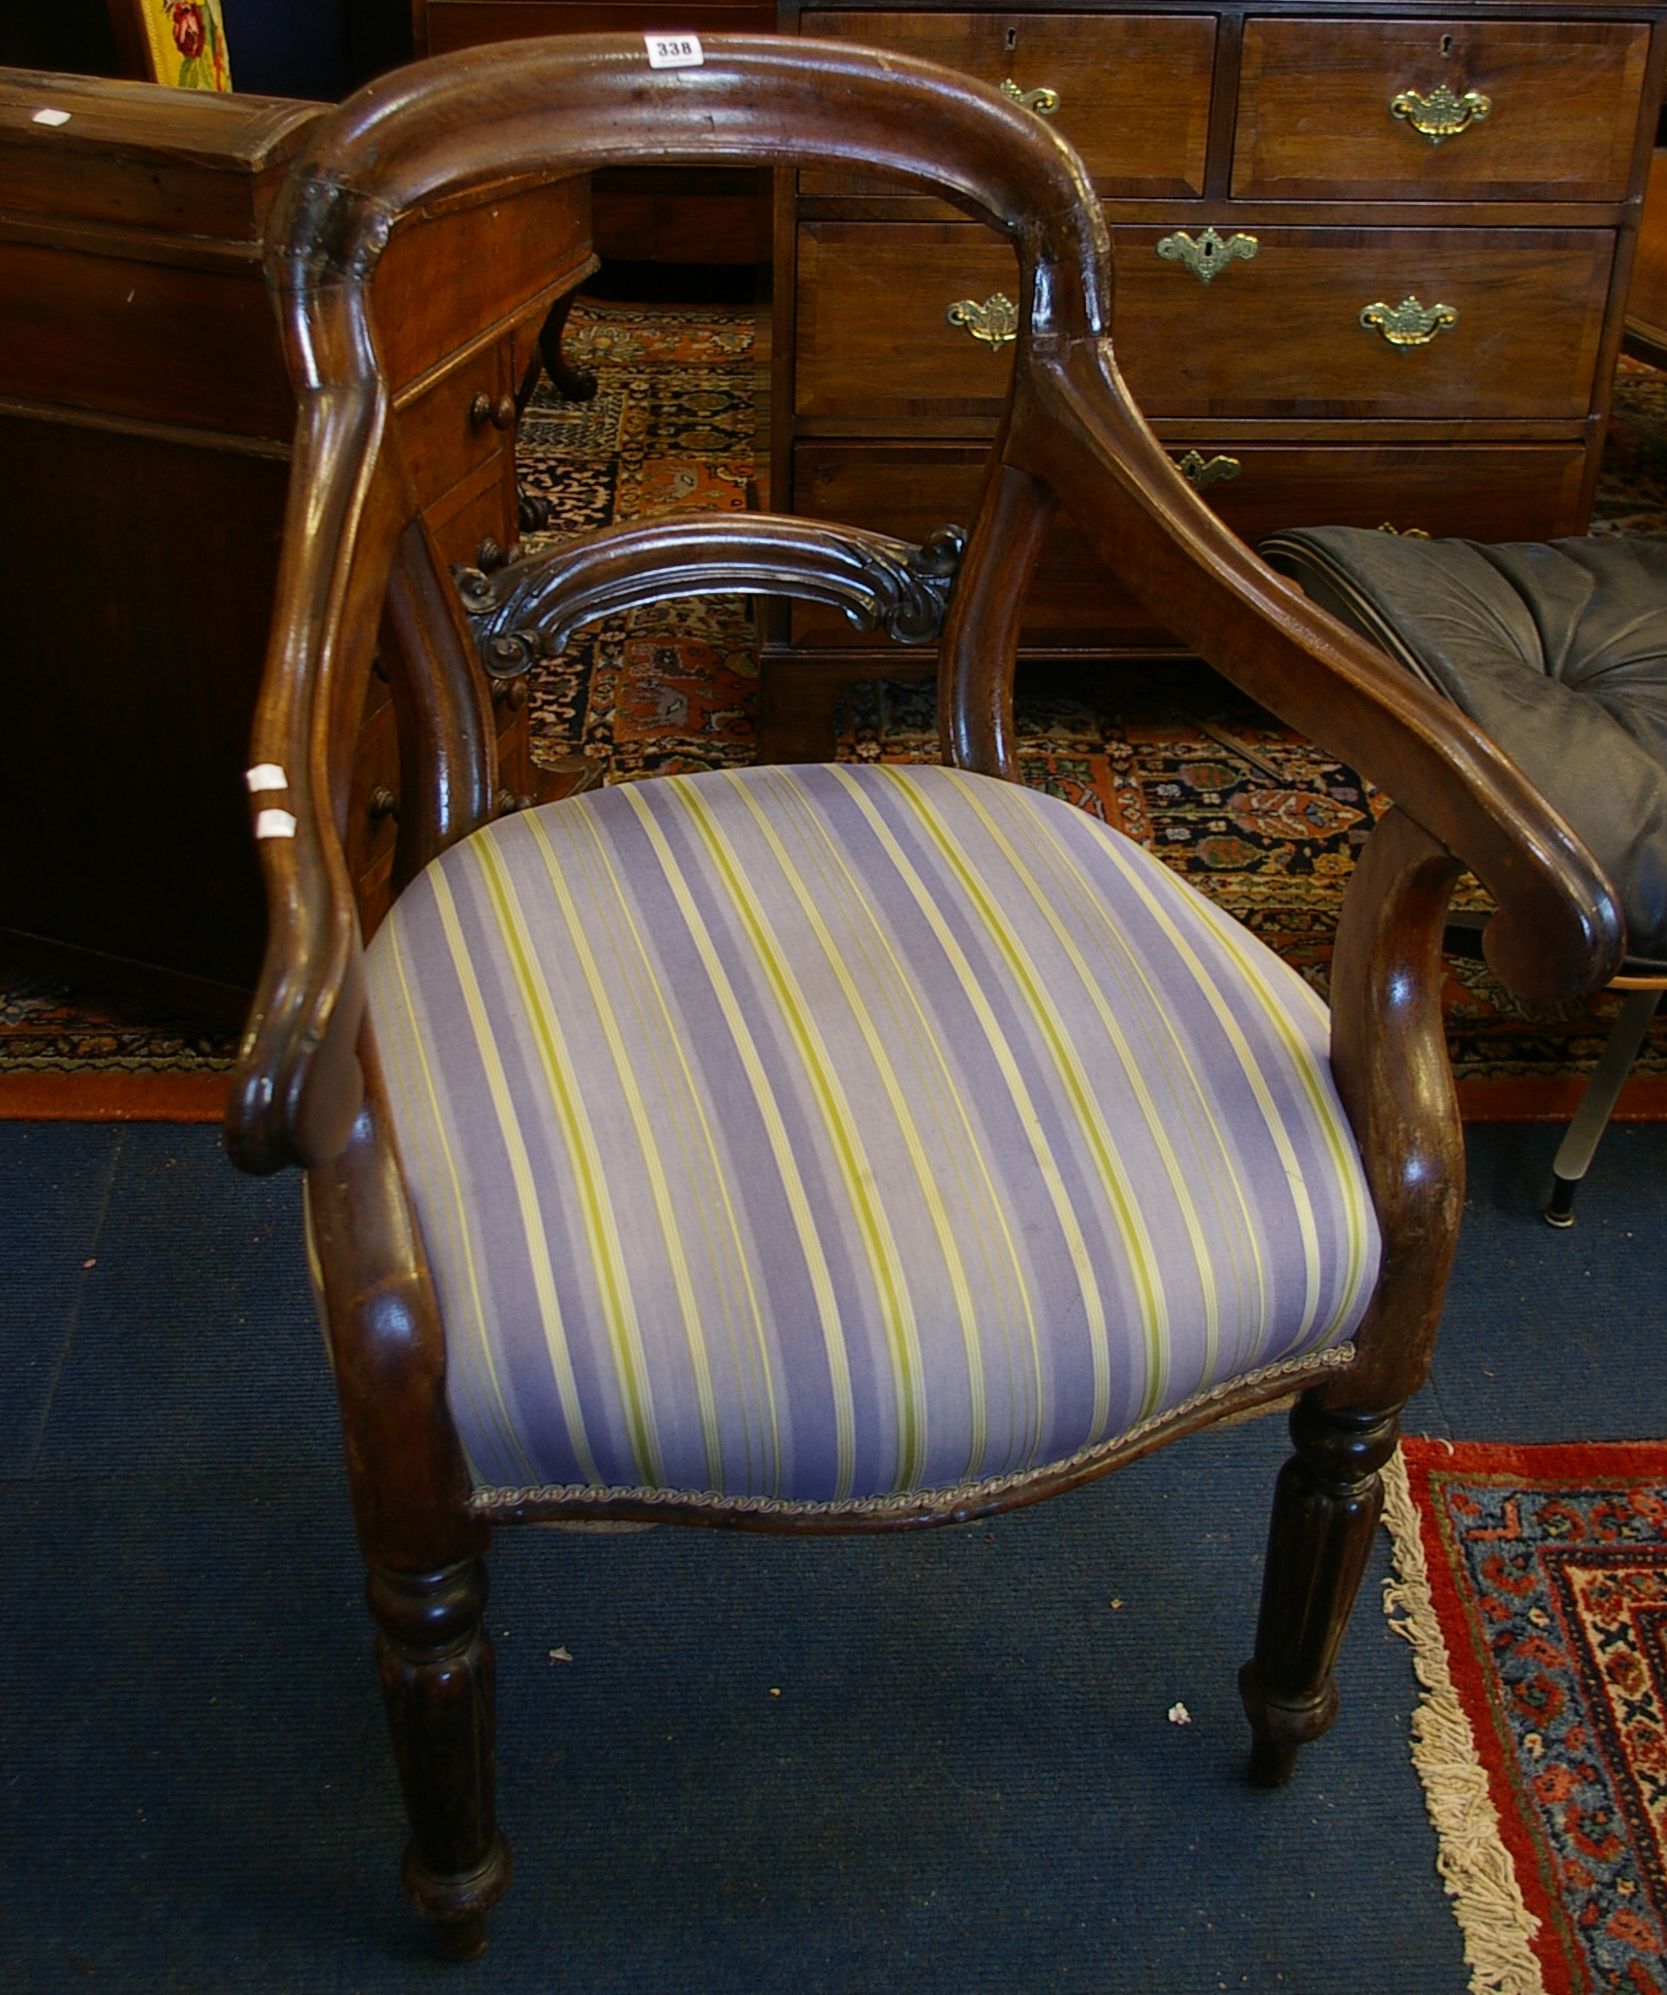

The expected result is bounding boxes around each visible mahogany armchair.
[226,35,1622,1958]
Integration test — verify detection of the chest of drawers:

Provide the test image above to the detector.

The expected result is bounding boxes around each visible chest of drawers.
[0,69,593,1006]
[762,0,1667,758]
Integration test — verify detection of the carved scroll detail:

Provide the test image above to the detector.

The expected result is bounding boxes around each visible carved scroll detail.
[454,514,968,679]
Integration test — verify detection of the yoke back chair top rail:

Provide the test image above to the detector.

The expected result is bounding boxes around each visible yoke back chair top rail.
[226,35,1623,1959]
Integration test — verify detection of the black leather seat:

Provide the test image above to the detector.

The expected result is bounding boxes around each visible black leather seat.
[1260,527,1667,1222]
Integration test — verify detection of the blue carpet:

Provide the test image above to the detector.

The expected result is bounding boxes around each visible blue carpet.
[3,1118,1663,1993]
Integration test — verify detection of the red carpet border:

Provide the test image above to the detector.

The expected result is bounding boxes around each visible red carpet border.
[1384,1437,1667,1995]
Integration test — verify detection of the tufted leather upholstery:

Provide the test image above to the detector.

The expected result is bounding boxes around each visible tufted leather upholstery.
[1259,530,1667,969]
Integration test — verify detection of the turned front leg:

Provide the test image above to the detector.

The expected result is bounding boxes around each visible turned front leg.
[369,1556,512,1959]
[1239,1395,1400,1787]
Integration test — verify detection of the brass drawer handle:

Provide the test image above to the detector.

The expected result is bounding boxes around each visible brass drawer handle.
[946,292,1019,347]
[1359,296,1458,347]
[1174,450,1241,492]
[1155,227,1258,286]
[1390,83,1491,145]
[469,391,516,431]
[368,786,400,824]
[1000,77,1060,117]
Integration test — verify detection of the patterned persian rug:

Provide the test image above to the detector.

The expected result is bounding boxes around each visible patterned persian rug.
[2,304,1664,1116]
[1384,1438,1667,1995]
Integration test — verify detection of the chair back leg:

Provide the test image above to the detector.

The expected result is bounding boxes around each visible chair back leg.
[1545,987,1665,1225]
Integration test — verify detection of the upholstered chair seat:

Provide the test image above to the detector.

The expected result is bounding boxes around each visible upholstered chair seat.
[365,763,1380,1513]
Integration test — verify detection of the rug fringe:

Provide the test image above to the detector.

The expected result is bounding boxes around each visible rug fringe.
[1380,1449,1547,1995]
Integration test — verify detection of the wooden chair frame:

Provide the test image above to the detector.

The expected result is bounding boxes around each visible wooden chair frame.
[225,36,1623,1956]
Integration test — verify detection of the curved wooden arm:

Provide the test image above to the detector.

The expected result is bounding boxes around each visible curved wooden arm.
[227,367,397,1175]
[458,514,967,676]
[1012,338,1623,1005]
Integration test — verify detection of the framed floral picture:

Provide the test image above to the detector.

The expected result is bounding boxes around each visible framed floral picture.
[123,0,233,92]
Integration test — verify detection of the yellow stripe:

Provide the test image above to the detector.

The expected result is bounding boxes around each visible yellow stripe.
[465,839,664,1485]
[669,773,927,1492]
[555,807,783,1495]
[425,867,604,1483]
[1031,799,1373,1348]
[761,768,1045,1469]
[995,793,1268,1375]
[619,782,859,1499]
[954,774,1222,1392]
[520,811,727,1488]
[827,765,1094,1449]
[742,767,991,1477]
[1184,886,1376,1340]
[879,767,1167,1420]
[382,916,538,1483]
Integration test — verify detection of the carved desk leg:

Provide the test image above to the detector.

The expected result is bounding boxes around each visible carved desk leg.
[530,291,598,406]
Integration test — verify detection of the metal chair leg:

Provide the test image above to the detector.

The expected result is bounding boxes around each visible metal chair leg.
[1545,987,1663,1226]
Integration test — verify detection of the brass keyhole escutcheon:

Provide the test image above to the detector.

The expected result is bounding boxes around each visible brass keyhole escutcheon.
[1174,451,1241,492]
[1155,228,1259,286]
[945,292,1019,347]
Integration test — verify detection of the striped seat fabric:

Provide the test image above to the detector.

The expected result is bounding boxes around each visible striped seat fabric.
[364,763,1381,1512]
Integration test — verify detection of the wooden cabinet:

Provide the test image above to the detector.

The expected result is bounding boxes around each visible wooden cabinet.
[0,69,594,1006]
[414,0,778,263]
[764,0,1667,757]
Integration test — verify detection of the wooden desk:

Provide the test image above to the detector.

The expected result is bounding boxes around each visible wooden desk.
[414,0,775,263]
[0,69,594,1011]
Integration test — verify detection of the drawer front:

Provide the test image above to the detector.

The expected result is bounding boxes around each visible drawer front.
[1117,224,1613,419]
[375,177,592,391]
[1234,18,1650,203]
[788,439,1593,646]
[795,222,1613,424]
[347,692,401,937]
[397,338,513,507]
[799,11,1216,198]
[423,458,517,573]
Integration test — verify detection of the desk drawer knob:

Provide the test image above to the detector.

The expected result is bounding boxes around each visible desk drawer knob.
[1390,83,1491,145]
[469,391,516,431]
[1155,228,1258,286]
[1359,296,1458,347]
[945,292,1019,347]
[368,786,400,824]
[1000,78,1060,117]
[1174,450,1241,492]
